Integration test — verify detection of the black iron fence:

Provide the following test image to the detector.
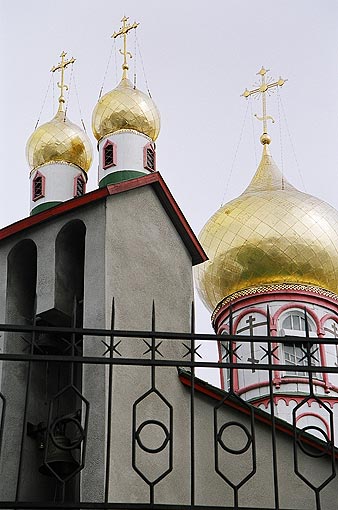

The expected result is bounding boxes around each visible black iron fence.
[0,302,337,510]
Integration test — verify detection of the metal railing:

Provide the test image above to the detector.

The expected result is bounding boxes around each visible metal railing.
[0,301,337,510]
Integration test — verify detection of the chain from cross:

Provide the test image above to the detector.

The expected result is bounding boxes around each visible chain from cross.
[241,66,287,137]
[112,16,139,79]
[51,51,76,112]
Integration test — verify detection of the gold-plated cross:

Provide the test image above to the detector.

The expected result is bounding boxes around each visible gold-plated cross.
[241,67,287,142]
[112,16,139,80]
[51,51,76,112]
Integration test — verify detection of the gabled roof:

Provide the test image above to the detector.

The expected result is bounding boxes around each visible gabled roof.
[0,173,207,266]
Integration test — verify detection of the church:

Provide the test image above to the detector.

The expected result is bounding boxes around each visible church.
[0,17,337,510]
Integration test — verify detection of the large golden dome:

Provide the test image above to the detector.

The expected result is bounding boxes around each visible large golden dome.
[195,145,338,312]
[92,77,160,142]
[26,111,93,173]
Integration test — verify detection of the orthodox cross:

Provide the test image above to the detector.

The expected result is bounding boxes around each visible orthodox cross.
[112,16,139,80]
[237,315,267,372]
[241,67,287,139]
[51,51,76,113]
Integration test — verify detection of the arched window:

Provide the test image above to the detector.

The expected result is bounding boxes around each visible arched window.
[281,312,315,332]
[6,239,37,324]
[143,143,156,171]
[279,310,319,377]
[32,171,45,201]
[323,319,338,367]
[103,140,117,169]
[74,174,86,197]
[55,220,86,320]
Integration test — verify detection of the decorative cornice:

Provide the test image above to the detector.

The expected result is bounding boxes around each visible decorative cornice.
[30,160,85,177]
[98,128,151,148]
[212,283,338,321]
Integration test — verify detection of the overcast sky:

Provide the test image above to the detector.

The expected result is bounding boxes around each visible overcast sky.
[0,1,337,383]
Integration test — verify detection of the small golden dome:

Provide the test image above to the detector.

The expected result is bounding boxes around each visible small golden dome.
[26,111,93,173]
[195,145,338,312]
[92,77,160,142]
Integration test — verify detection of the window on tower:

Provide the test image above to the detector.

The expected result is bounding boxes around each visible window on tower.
[74,175,86,197]
[143,143,156,172]
[32,172,45,201]
[279,310,320,378]
[103,141,117,169]
[323,319,338,367]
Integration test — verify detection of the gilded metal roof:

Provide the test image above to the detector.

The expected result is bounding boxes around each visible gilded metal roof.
[26,111,93,173]
[92,77,160,142]
[195,146,338,312]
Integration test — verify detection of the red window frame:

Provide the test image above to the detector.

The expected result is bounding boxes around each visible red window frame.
[143,143,156,172]
[73,174,86,197]
[103,140,117,169]
[32,171,46,201]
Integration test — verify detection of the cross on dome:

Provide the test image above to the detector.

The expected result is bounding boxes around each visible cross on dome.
[112,16,139,80]
[51,51,76,113]
[241,66,287,145]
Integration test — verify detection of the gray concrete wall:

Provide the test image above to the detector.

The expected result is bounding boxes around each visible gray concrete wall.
[82,186,194,503]
[191,389,338,510]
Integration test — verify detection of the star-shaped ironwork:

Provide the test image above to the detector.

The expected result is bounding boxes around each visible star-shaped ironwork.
[260,345,279,362]
[102,339,122,357]
[21,335,37,353]
[182,342,202,359]
[298,345,319,365]
[221,342,242,361]
[62,337,82,356]
[142,339,163,357]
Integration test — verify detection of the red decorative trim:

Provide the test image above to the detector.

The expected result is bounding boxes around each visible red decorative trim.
[296,412,330,438]
[232,353,239,393]
[32,171,45,202]
[73,174,86,197]
[143,143,156,172]
[0,172,207,266]
[320,313,338,332]
[217,341,225,390]
[253,394,338,410]
[272,303,320,333]
[103,140,117,169]
[317,333,331,393]
[237,377,338,397]
[237,380,270,396]
[213,290,338,331]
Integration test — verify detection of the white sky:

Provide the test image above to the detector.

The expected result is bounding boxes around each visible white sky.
[1,1,338,383]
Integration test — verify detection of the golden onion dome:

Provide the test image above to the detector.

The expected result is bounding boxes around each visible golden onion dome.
[26,111,93,173]
[195,144,338,312]
[92,77,160,142]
